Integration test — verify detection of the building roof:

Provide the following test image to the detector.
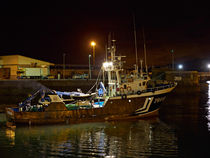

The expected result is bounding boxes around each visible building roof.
[0,55,54,66]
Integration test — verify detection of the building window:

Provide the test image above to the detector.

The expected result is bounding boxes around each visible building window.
[124,85,127,89]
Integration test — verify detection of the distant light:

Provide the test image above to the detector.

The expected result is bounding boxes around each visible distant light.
[90,41,96,47]
[178,64,183,69]
[89,54,91,58]
[208,64,210,69]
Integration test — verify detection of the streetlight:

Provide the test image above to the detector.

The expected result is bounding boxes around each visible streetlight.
[178,64,183,70]
[90,41,96,66]
[207,64,210,72]
[89,54,92,79]
[170,49,174,70]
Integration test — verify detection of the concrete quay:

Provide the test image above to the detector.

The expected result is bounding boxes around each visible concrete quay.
[0,70,204,112]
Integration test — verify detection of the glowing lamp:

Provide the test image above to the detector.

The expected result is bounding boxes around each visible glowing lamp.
[90,41,96,47]
[178,64,183,69]
[103,62,113,71]
[103,62,113,68]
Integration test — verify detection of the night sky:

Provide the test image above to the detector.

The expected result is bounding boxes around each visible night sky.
[1,1,210,71]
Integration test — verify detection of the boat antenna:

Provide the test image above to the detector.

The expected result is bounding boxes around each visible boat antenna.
[142,26,148,74]
[107,32,112,61]
[140,59,143,77]
[105,44,108,61]
[133,13,138,74]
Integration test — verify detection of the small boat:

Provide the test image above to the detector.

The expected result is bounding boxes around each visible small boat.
[5,41,177,125]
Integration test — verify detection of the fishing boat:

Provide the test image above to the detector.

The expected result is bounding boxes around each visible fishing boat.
[5,41,177,126]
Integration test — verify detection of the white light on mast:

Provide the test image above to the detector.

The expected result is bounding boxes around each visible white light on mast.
[103,62,113,71]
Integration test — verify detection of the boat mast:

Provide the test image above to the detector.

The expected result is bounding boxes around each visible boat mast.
[133,13,138,75]
[112,40,121,85]
[142,27,148,74]
[140,59,143,77]
[103,34,125,97]
[104,34,116,97]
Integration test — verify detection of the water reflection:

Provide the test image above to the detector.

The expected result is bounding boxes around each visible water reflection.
[5,128,15,146]
[0,119,178,157]
[206,81,210,131]
[2,83,210,157]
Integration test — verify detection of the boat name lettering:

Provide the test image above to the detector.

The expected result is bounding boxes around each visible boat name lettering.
[154,96,166,104]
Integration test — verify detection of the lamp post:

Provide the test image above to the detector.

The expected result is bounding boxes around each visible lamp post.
[89,54,92,79]
[63,53,66,79]
[170,49,174,70]
[90,41,96,66]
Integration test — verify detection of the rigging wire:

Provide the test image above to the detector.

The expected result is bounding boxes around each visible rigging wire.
[87,68,103,94]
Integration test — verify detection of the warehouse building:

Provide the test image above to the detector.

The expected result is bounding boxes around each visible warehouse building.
[0,55,54,79]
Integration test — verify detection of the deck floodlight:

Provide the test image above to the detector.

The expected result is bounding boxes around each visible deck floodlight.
[103,62,113,71]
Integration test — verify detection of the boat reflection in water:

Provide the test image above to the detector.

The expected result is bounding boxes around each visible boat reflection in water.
[2,118,178,157]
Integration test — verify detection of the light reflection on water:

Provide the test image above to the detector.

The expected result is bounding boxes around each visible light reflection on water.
[3,82,210,157]
[5,128,15,146]
[0,119,178,157]
[206,81,210,131]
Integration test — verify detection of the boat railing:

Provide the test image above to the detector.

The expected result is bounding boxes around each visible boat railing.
[146,83,176,92]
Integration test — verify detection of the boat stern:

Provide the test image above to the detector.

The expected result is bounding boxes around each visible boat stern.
[5,107,17,122]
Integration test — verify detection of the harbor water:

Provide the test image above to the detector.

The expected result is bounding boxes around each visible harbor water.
[0,82,210,157]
